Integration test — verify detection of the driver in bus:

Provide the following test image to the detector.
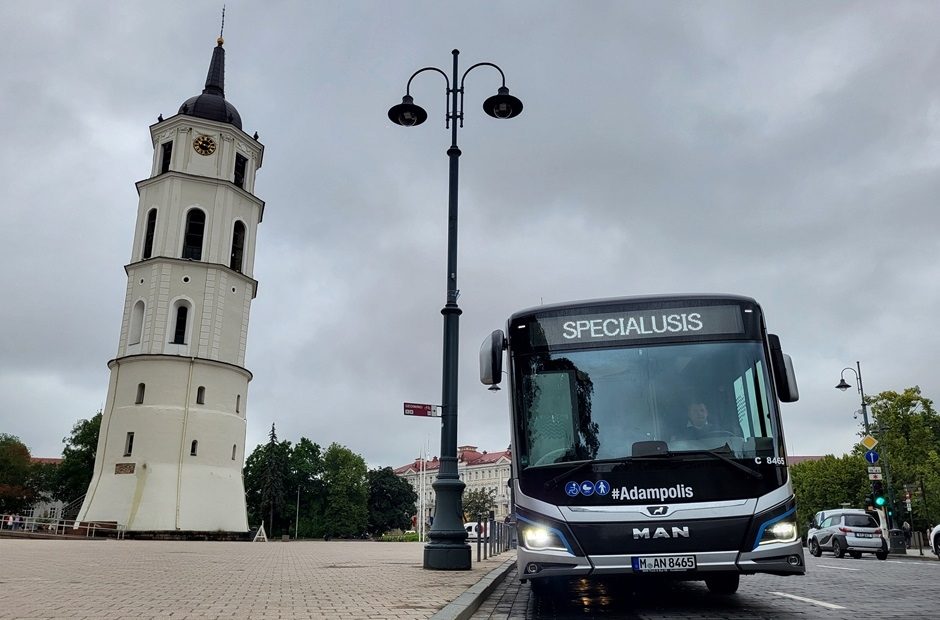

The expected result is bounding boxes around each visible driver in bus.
[674,401,714,439]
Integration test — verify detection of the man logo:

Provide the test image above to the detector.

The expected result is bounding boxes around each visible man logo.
[633,526,690,539]
[647,505,669,516]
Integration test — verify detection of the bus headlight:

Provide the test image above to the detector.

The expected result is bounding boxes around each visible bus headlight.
[521,525,569,552]
[757,513,798,546]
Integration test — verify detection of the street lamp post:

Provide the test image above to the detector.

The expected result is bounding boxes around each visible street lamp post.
[836,361,897,530]
[836,361,870,434]
[388,50,523,570]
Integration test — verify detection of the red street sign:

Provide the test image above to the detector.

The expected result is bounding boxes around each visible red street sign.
[404,403,439,417]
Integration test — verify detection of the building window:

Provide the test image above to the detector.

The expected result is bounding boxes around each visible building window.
[234,154,248,189]
[160,141,173,174]
[236,394,241,413]
[124,432,135,457]
[129,300,145,345]
[190,440,198,456]
[143,209,157,259]
[196,386,205,404]
[172,305,188,344]
[182,209,206,260]
[135,383,145,404]
[231,444,237,460]
[230,221,246,272]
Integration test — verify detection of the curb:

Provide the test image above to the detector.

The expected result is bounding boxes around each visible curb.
[431,557,516,620]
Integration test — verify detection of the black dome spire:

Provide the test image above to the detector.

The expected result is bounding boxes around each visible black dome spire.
[178,37,242,129]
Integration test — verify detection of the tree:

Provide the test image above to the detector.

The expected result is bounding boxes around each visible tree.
[790,454,868,535]
[861,387,940,530]
[463,487,497,522]
[290,437,324,538]
[0,434,35,513]
[366,467,417,536]
[320,443,368,538]
[54,412,101,502]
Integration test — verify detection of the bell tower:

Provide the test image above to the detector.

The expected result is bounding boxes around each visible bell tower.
[77,37,263,532]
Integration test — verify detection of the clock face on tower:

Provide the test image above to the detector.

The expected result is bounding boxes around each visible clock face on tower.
[192,135,217,156]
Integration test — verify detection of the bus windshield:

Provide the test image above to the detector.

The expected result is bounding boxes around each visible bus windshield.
[513,341,779,469]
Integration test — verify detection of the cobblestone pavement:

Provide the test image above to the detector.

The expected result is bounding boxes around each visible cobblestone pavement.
[472,553,940,619]
[0,539,510,620]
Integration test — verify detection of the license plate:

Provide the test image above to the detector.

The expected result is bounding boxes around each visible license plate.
[631,555,696,572]
[856,533,873,538]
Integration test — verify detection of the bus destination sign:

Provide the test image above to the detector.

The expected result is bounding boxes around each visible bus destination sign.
[535,305,744,346]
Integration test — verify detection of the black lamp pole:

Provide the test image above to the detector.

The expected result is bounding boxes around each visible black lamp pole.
[836,361,870,434]
[836,361,898,529]
[388,50,522,570]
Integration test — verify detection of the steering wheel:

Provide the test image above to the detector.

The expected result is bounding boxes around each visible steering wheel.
[532,448,569,466]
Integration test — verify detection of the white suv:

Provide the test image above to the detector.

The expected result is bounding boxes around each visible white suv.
[807,509,887,560]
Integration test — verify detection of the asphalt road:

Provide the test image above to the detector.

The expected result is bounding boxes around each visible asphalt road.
[472,553,939,619]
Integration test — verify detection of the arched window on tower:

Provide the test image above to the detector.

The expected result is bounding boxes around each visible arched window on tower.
[230,221,246,272]
[190,440,198,456]
[172,304,189,345]
[196,386,205,404]
[160,141,173,174]
[129,300,145,345]
[136,383,146,404]
[231,444,237,460]
[143,209,157,259]
[182,209,206,260]
[234,154,248,189]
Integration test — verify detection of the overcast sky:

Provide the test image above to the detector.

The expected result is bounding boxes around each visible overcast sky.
[2,2,938,470]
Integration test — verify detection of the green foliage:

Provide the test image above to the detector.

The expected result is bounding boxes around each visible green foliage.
[790,454,869,534]
[243,424,293,536]
[378,531,420,542]
[367,467,417,536]
[463,487,497,521]
[320,443,368,538]
[291,437,325,539]
[859,387,940,530]
[0,434,35,513]
[54,412,101,502]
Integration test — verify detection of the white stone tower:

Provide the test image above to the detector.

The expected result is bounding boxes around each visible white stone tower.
[77,37,263,532]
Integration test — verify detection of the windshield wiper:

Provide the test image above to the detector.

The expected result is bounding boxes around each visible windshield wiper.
[634,448,763,480]
[543,457,631,489]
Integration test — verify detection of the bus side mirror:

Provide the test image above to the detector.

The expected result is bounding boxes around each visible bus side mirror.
[767,334,799,403]
[480,329,506,385]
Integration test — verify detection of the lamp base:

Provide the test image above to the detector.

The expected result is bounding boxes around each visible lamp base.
[424,544,472,570]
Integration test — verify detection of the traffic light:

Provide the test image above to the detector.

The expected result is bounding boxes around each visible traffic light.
[872,480,886,507]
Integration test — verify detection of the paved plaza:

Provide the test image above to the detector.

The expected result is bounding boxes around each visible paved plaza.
[0,539,512,620]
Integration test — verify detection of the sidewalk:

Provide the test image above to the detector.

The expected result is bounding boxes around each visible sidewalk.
[0,539,515,620]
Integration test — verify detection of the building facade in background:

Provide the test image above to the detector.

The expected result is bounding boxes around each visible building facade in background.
[76,37,264,531]
[394,445,512,521]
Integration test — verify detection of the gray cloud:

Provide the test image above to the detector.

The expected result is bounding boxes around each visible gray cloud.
[1,1,938,470]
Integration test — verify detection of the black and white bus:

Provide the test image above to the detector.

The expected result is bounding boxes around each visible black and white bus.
[480,294,804,594]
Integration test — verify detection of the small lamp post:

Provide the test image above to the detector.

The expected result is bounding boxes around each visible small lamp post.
[836,361,870,434]
[388,50,523,570]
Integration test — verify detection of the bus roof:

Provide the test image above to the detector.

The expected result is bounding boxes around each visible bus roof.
[509,293,760,321]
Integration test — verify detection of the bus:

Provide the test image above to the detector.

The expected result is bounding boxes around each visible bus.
[479,294,803,594]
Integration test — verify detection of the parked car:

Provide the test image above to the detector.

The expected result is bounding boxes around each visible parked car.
[930,524,940,554]
[807,509,887,560]
[465,521,488,542]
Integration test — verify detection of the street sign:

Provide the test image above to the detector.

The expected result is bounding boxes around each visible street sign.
[867,466,882,474]
[861,435,878,450]
[868,473,884,480]
[404,403,441,417]
[864,450,879,464]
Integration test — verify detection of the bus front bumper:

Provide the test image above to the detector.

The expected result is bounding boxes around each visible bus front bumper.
[518,540,805,581]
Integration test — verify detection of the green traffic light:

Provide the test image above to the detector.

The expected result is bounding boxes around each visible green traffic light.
[875,496,887,507]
